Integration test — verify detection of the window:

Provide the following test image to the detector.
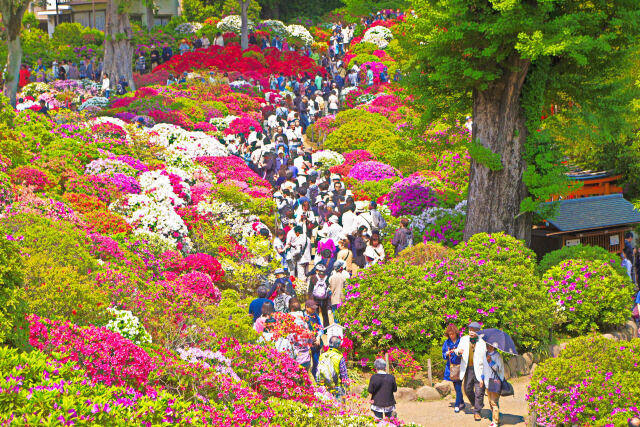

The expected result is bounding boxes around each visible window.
[94,10,105,30]
[154,15,171,27]
[74,11,90,27]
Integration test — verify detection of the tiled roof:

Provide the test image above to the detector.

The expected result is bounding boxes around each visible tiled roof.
[542,194,640,232]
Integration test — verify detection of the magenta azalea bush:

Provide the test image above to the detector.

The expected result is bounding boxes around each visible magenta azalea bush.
[348,161,402,182]
[542,259,632,335]
[386,173,438,216]
[527,335,640,426]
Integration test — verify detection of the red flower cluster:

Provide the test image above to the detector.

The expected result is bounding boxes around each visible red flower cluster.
[153,46,325,81]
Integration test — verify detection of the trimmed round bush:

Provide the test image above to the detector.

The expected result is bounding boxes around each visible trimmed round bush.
[528,335,640,426]
[542,259,633,335]
[538,243,626,277]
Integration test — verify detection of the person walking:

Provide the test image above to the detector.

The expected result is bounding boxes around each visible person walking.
[455,321,487,422]
[442,324,464,413]
[100,73,110,98]
[316,336,348,399]
[308,264,331,327]
[329,260,348,323]
[368,358,397,420]
[391,217,413,256]
[248,285,274,322]
[485,343,505,427]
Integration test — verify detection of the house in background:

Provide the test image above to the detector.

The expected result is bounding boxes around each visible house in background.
[531,171,640,257]
[29,0,181,35]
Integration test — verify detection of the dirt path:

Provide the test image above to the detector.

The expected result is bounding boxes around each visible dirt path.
[395,376,531,426]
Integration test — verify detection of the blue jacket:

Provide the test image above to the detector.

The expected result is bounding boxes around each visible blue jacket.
[442,338,462,381]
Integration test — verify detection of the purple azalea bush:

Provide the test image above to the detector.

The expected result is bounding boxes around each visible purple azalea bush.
[387,173,438,216]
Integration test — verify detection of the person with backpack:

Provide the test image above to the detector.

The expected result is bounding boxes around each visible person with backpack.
[316,336,348,399]
[329,260,349,323]
[391,218,413,256]
[308,264,331,327]
[485,343,505,427]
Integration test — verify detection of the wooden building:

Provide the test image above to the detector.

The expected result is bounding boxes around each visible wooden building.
[532,193,640,257]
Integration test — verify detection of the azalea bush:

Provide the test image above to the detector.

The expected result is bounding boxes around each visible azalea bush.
[0,231,25,346]
[542,259,633,335]
[386,173,439,217]
[527,335,640,426]
[348,161,402,182]
[343,233,553,358]
[538,243,624,276]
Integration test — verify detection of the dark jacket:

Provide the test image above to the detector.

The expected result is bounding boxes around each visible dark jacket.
[351,235,367,268]
[368,373,397,407]
[391,227,413,256]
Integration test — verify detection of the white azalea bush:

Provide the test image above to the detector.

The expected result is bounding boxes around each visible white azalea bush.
[362,26,393,49]
[175,22,203,34]
[410,200,467,233]
[286,24,314,46]
[105,307,152,345]
[146,123,229,159]
[79,96,109,111]
[178,347,240,380]
[312,150,345,172]
[209,115,237,132]
[217,15,254,34]
[21,82,50,97]
[112,170,190,248]
[260,19,287,37]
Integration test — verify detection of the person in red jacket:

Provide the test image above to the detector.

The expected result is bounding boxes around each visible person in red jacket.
[18,64,31,88]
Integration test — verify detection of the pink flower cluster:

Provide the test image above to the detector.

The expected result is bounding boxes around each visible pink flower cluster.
[164,252,225,283]
[348,160,402,182]
[10,166,52,191]
[28,315,155,389]
[223,115,262,137]
[196,155,271,189]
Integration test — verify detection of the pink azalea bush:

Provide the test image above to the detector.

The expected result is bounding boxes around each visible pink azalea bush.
[348,161,402,182]
[386,173,439,216]
[10,166,53,191]
[28,315,155,389]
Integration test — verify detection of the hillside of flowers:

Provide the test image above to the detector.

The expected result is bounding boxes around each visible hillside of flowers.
[2,9,639,426]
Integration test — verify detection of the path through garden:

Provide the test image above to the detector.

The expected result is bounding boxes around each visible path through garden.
[395,376,530,426]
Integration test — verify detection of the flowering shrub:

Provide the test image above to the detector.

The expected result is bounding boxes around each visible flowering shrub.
[527,335,640,426]
[105,307,152,345]
[348,161,402,182]
[387,347,422,386]
[0,231,25,346]
[386,174,438,217]
[28,315,155,389]
[223,115,262,137]
[10,166,54,191]
[362,26,393,49]
[543,259,633,335]
[342,233,553,357]
[286,24,314,46]
[538,243,624,276]
[311,150,345,172]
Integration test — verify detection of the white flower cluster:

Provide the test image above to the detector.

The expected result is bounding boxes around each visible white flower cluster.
[286,24,314,46]
[146,123,229,166]
[91,116,129,128]
[209,115,237,131]
[312,150,345,172]
[105,307,152,345]
[261,19,287,36]
[79,96,109,111]
[410,200,467,233]
[178,347,240,380]
[196,199,263,242]
[362,26,393,49]
[340,86,359,102]
[217,15,254,34]
[15,100,38,111]
[21,82,50,97]
[175,22,203,34]
[114,170,190,247]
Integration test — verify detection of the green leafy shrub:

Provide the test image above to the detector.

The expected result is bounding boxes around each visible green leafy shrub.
[456,232,537,274]
[542,259,633,335]
[0,228,26,346]
[527,335,640,426]
[324,120,401,162]
[538,243,625,277]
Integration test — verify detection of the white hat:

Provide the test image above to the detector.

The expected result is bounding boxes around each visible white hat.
[329,215,339,223]
[331,174,341,181]
[364,246,377,259]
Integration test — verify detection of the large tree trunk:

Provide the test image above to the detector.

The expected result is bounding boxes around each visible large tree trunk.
[463,54,532,242]
[240,0,249,50]
[3,37,21,107]
[0,0,29,107]
[145,3,154,29]
[103,0,135,91]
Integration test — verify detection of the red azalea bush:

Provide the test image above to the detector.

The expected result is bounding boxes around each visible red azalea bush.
[153,46,325,82]
[223,115,262,137]
[62,193,108,213]
[64,174,123,204]
[28,315,155,389]
[10,166,54,191]
[83,209,133,235]
[91,122,127,139]
[164,252,225,283]
[330,150,377,176]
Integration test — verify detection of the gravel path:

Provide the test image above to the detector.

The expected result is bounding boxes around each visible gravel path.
[395,376,531,426]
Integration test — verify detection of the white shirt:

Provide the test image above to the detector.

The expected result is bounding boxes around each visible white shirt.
[341,210,357,235]
[328,94,339,110]
[101,78,110,91]
[215,36,224,47]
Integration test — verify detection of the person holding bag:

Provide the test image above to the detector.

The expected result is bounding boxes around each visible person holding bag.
[442,324,465,413]
[484,344,505,427]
